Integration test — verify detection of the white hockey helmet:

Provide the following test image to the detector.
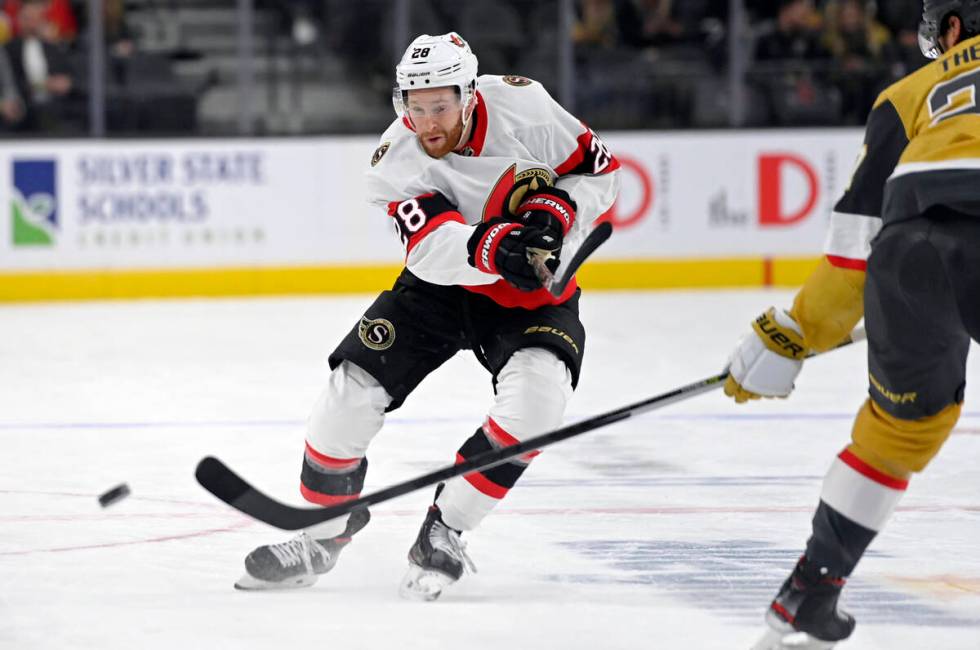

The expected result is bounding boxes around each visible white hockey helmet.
[392,32,479,118]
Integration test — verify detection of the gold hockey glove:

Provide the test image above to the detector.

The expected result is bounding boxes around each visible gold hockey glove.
[725,308,807,403]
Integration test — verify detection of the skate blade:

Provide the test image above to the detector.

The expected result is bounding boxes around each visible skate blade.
[398,564,456,601]
[233,572,318,591]
[750,627,837,650]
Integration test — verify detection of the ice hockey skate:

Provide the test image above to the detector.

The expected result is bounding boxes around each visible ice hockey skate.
[751,557,855,650]
[235,508,370,591]
[399,503,476,601]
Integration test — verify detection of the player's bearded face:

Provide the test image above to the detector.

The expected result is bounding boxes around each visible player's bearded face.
[407,88,467,158]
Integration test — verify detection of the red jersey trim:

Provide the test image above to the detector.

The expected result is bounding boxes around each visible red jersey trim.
[405,211,465,255]
[555,126,622,177]
[456,453,508,499]
[463,277,577,309]
[555,132,587,176]
[484,417,520,446]
[402,116,415,132]
[838,449,909,490]
[472,222,520,274]
[519,195,576,234]
[304,442,362,471]
[826,254,868,271]
[770,602,795,624]
[484,417,540,461]
[461,91,489,156]
[300,484,361,506]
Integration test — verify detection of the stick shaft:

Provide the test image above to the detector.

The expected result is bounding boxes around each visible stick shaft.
[197,327,865,530]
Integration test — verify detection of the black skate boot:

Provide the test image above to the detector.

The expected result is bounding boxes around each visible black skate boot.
[399,492,476,601]
[752,556,855,650]
[235,507,370,590]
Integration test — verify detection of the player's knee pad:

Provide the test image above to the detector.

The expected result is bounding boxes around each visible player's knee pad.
[306,360,391,459]
[849,398,961,477]
[489,347,573,440]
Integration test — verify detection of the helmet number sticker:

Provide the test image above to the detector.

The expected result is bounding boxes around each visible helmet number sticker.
[411,47,431,59]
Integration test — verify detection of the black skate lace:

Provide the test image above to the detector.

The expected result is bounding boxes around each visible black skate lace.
[429,521,477,574]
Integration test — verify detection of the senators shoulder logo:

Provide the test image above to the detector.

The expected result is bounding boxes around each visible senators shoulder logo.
[502,75,532,87]
[371,142,391,167]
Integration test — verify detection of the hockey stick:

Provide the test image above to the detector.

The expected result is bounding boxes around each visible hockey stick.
[195,326,866,531]
[529,221,613,298]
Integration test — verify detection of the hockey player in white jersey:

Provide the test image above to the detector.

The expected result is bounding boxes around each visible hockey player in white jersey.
[235,32,620,599]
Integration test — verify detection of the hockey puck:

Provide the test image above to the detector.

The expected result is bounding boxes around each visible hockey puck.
[98,483,131,508]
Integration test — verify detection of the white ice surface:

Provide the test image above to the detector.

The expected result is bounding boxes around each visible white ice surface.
[1,290,978,650]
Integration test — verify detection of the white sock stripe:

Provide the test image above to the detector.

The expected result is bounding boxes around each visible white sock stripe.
[436,479,498,531]
[820,457,905,532]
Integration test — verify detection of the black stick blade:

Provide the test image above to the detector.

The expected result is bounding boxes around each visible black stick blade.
[195,456,252,504]
[195,456,346,530]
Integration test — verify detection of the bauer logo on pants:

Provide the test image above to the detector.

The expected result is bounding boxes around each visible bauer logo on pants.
[358,317,396,351]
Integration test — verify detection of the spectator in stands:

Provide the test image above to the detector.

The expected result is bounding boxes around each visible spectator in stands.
[635,0,684,46]
[876,0,920,34]
[877,0,928,76]
[572,0,620,47]
[73,0,136,62]
[0,45,23,127]
[5,0,76,131]
[822,0,893,123]
[754,0,828,62]
[2,0,74,43]
[573,0,628,48]
[752,0,837,126]
[104,0,134,59]
[823,0,892,68]
[0,10,11,43]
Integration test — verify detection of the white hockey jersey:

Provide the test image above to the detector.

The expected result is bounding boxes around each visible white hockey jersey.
[365,74,621,309]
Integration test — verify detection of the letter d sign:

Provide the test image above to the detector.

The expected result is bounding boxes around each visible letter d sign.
[758,154,818,227]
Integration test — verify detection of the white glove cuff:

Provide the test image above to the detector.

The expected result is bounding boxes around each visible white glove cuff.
[729,332,804,397]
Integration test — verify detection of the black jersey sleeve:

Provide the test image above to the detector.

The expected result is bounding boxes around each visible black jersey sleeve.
[834,98,909,219]
[825,97,910,268]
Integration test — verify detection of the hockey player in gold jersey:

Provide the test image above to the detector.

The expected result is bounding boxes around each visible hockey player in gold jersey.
[725,1,980,648]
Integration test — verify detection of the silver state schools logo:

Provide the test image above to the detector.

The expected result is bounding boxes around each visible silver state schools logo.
[358,316,396,350]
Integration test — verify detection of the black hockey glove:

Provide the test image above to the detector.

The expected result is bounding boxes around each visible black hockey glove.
[512,186,577,244]
[467,217,560,291]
